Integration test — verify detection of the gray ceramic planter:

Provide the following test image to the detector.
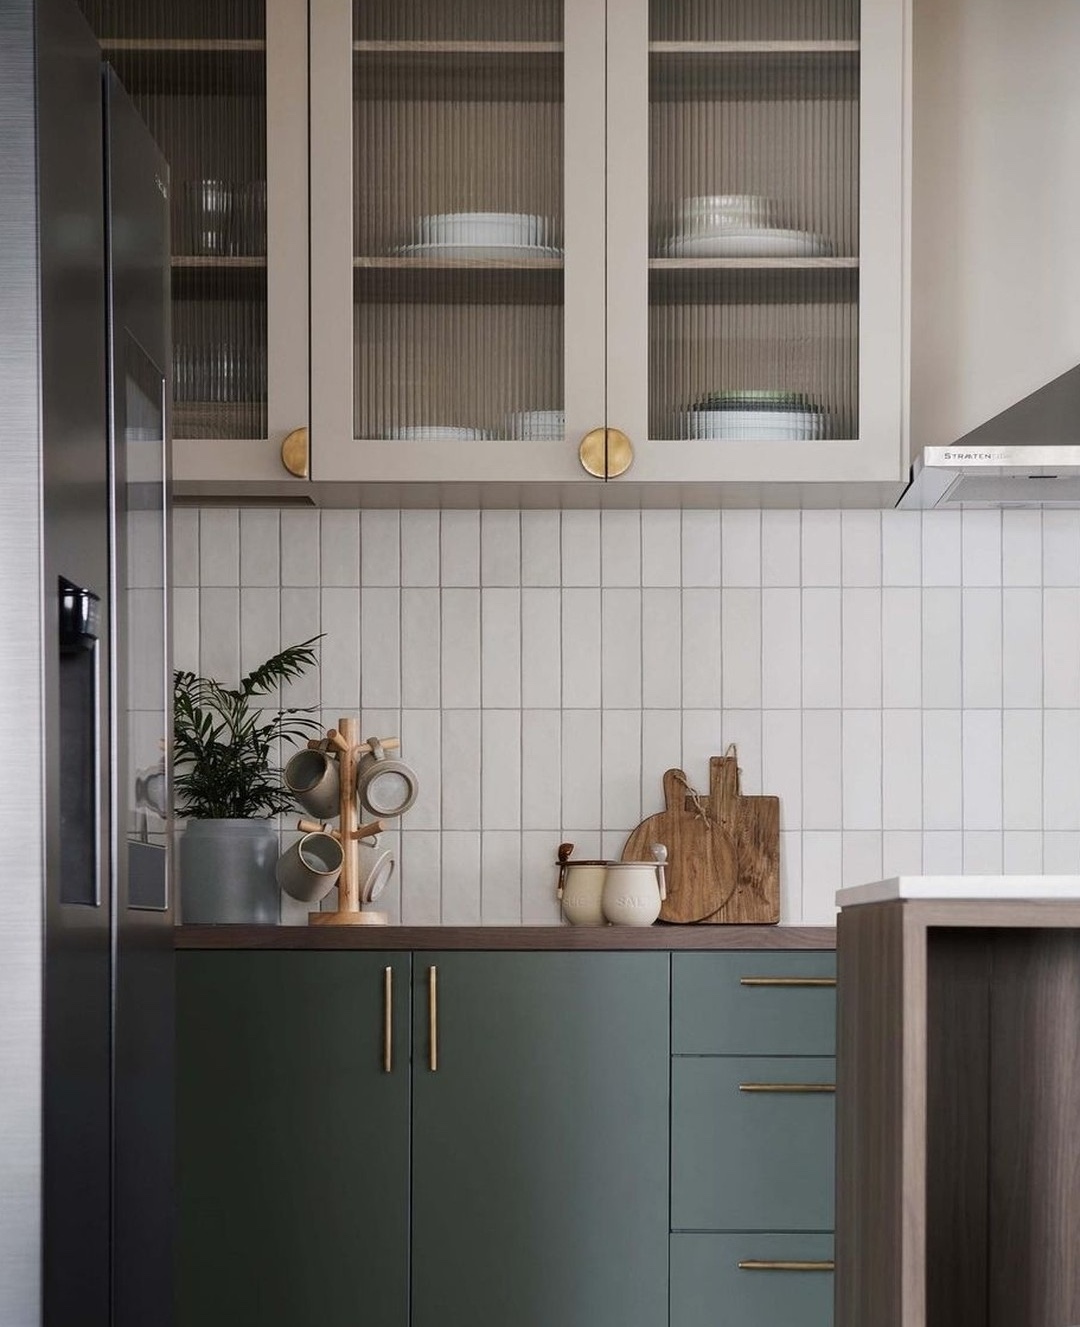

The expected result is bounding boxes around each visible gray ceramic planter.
[179,818,279,924]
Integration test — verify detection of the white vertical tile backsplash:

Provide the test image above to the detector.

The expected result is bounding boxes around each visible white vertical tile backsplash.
[198,509,239,586]
[400,510,440,586]
[319,510,360,586]
[721,510,761,587]
[682,510,723,586]
[520,511,561,586]
[641,510,682,587]
[761,510,801,587]
[239,509,280,588]
[560,510,601,586]
[177,506,1077,925]
[840,511,881,587]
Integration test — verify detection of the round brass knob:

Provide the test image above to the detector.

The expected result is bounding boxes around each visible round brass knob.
[578,427,633,479]
[280,426,309,478]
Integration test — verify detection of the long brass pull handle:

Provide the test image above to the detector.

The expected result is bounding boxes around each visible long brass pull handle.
[739,1083,836,1094]
[383,966,392,1073]
[740,977,837,988]
[738,1261,835,1273]
[428,965,438,1072]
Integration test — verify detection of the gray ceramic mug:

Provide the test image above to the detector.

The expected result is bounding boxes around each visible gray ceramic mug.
[284,747,340,819]
[356,737,419,818]
[275,831,344,903]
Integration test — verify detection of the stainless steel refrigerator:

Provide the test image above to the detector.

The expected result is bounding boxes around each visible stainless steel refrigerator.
[0,1,173,1322]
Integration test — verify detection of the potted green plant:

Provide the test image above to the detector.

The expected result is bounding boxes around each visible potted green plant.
[173,637,322,924]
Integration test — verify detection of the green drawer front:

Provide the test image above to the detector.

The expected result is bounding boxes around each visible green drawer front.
[672,952,836,1056]
[672,1056,835,1232]
[671,1233,834,1327]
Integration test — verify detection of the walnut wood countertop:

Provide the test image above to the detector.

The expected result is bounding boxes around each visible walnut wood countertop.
[175,925,835,951]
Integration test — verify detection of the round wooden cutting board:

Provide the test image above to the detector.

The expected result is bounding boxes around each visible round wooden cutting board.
[621,756,779,925]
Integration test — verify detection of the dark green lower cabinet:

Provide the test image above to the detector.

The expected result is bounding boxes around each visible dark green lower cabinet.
[177,952,410,1327]
[670,1234,835,1327]
[410,952,671,1327]
[178,947,830,1327]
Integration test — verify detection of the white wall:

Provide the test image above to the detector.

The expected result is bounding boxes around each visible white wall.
[910,0,1080,450]
[174,506,1079,925]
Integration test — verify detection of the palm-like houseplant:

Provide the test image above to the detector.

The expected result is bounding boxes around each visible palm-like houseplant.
[174,636,322,923]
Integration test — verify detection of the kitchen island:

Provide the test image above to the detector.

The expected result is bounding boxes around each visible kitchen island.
[834,878,1080,1327]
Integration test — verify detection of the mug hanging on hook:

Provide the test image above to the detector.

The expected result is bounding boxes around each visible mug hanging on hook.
[356,736,419,819]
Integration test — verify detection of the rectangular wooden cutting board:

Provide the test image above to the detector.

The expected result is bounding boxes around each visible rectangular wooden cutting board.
[622,754,779,924]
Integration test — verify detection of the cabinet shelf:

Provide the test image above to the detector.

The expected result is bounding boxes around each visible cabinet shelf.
[100,39,266,94]
[649,257,858,269]
[172,256,267,269]
[649,41,860,53]
[650,260,858,307]
[171,257,267,299]
[651,42,859,99]
[354,256,563,304]
[354,41,563,101]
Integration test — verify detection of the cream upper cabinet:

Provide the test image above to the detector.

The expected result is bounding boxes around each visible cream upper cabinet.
[81,0,311,490]
[158,0,909,501]
[307,0,908,499]
[308,0,605,489]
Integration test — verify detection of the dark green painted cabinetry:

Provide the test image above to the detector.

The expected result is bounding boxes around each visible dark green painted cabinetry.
[411,953,670,1327]
[177,952,410,1327]
[177,946,833,1327]
[670,952,837,1327]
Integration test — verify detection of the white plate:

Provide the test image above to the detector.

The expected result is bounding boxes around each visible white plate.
[394,243,563,260]
[386,425,490,441]
[662,229,832,258]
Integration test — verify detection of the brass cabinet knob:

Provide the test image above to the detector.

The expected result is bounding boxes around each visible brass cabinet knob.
[579,427,633,479]
[280,426,309,478]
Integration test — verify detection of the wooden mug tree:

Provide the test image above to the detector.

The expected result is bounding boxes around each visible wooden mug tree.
[298,716,400,926]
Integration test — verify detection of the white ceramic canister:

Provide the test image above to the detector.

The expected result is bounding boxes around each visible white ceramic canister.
[558,860,610,926]
[601,858,667,927]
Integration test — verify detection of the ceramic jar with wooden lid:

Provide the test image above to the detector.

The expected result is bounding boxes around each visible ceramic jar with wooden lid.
[601,847,668,927]
[555,843,608,926]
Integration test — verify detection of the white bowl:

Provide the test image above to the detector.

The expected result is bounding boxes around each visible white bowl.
[416,212,548,247]
[674,194,778,227]
[507,409,564,439]
[386,424,490,441]
[685,410,824,441]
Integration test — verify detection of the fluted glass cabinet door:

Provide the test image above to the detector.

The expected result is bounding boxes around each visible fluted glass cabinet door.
[311,0,606,484]
[608,0,905,488]
[79,0,309,485]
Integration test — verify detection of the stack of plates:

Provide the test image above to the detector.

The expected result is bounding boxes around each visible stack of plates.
[396,212,562,260]
[684,391,825,441]
[507,410,564,440]
[386,424,490,442]
[661,194,831,259]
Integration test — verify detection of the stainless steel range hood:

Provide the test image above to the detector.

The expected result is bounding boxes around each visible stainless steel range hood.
[899,364,1080,508]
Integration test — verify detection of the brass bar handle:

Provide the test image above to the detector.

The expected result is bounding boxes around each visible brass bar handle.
[739,977,837,988]
[739,1083,836,1094]
[383,966,392,1074]
[428,965,438,1072]
[738,1261,835,1273]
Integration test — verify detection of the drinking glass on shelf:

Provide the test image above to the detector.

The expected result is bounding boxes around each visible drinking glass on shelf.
[184,179,232,256]
[232,180,267,256]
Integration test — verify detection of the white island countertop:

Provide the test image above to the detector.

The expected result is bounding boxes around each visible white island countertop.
[836,875,1080,907]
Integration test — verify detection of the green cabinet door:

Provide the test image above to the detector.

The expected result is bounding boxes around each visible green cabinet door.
[177,952,410,1327]
[411,952,670,1327]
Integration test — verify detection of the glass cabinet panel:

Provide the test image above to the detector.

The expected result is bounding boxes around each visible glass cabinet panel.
[648,0,860,444]
[78,1,270,445]
[351,0,565,444]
